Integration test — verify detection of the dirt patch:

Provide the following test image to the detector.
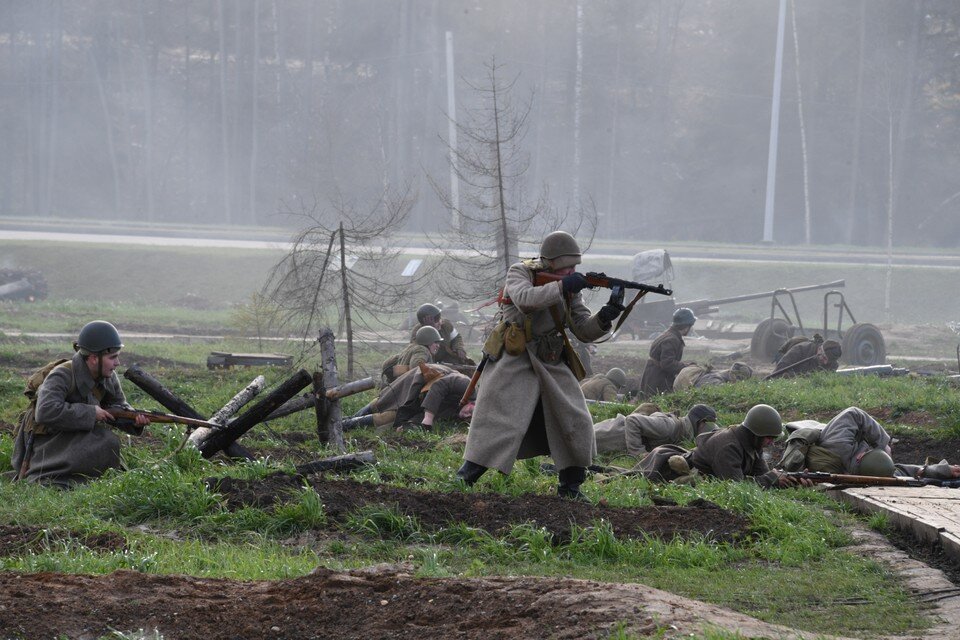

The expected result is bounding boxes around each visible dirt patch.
[887,434,960,466]
[0,525,126,557]
[206,473,751,543]
[0,567,833,640]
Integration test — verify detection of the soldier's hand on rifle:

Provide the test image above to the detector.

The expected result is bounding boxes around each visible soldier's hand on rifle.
[774,470,813,488]
[597,301,624,325]
[561,273,590,295]
[94,406,113,422]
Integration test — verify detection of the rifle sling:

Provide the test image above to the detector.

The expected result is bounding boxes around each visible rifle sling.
[593,289,648,344]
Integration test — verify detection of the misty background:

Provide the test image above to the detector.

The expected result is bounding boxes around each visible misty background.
[2,0,958,248]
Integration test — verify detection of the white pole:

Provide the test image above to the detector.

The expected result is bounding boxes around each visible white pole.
[445,31,460,228]
[762,0,787,243]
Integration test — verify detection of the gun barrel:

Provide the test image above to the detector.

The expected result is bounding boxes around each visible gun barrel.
[681,279,845,310]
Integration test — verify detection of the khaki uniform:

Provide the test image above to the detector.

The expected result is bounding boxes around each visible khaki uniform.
[674,366,740,390]
[11,352,128,488]
[463,260,607,474]
[639,425,779,488]
[770,341,839,378]
[369,365,470,429]
[380,343,434,386]
[777,407,892,474]
[410,319,472,366]
[579,374,619,401]
[639,326,686,397]
[594,410,703,457]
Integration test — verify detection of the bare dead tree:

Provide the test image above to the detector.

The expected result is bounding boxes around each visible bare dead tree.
[428,57,597,302]
[262,185,436,377]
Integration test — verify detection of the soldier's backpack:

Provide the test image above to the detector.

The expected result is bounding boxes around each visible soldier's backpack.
[14,358,73,438]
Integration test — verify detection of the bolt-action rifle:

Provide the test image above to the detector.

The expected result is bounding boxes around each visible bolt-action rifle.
[785,470,960,489]
[106,407,221,436]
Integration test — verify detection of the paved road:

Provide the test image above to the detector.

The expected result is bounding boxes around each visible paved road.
[3,228,960,270]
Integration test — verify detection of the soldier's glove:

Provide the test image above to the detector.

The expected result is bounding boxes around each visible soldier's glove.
[597,301,624,325]
[561,273,590,295]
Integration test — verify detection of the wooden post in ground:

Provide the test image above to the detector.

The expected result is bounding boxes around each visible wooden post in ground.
[188,375,266,450]
[266,377,373,422]
[124,363,254,460]
[318,328,346,453]
[198,369,313,458]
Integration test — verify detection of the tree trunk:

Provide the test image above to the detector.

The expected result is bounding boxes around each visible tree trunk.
[318,328,346,452]
[137,0,156,223]
[844,0,866,244]
[199,369,313,458]
[249,0,260,223]
[217,0,232,223]
[789,0,812,244]
[43,0,63,217]
[296,451,375,475]
[88,47,121,218]
[572,0,583,205]
[339,222,354,378]
[188,375,266,449]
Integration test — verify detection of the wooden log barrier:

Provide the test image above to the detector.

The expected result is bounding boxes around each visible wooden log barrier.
[318,328,346,453]
[198,369,313,458]
[295,450,376,475]
[266,376,375,422]
[188,375,266,449]
[124,363,254,460]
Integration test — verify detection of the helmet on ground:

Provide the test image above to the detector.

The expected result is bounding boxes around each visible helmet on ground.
[687,404,718,426]
[75,321,123,355]
[742,404,782,437]
[858,449,895,477]
[822,339,842,360]
[416,303,442,324]
[729,362,753,381]
[672,307,697,327]
[415,326,443,346]
[605,368,627,388]
[539,231,582,269]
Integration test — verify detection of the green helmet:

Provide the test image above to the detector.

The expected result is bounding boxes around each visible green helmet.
[605,367,627,388]
[75,321,123,355]
[539,231,582,267]
[858,449,895,477]
[672,307,697,327]
[415,326,442,346]
[742,404,782,437]
[729,362,753,381]
[416,303,442,324]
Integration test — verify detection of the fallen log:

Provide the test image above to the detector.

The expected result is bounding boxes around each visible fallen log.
[124,364,254,460]
[265,377,375,421]
[295,450,376,475]
[188,375,266,449]
[199,369,313,458]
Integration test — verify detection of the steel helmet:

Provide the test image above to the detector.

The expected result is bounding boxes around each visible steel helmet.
[74,321,123,355]
[415,326,443,346]
[672,307,697,327]
[729,362,753,381]
[416,303,442,324]
[742,404,783,438]
[539,231,582,269]
[605,368,627,388]
[858,449,896,477]
[687,403,718,426]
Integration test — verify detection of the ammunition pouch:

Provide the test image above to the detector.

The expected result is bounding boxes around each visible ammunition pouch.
[483,321,529,359]
[534,332,565,364]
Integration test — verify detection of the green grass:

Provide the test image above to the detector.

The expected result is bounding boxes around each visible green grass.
[2,299,958,637]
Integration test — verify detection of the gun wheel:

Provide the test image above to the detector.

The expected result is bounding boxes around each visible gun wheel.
[750,318,793,361]
[841,323,886,366]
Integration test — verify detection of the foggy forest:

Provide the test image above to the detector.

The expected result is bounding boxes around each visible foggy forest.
[2,0,958,248]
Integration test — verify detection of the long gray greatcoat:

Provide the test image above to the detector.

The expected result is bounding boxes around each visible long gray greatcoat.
[11,352,129,487]
[783,407,891,474]
[463,260,608,474]
[594,411,699,457]
[639,326,686,397]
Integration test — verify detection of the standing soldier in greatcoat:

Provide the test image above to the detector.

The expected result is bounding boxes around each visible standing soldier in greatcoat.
[456,231,623,499]
[639,308,696,398]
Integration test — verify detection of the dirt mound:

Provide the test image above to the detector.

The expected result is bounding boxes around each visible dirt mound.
[0,525,126,556]
[0,568,832,640]
[206,473,751,542]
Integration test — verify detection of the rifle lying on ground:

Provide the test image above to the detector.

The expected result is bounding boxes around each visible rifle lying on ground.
[105,407,222,436]
[784,471,960,489]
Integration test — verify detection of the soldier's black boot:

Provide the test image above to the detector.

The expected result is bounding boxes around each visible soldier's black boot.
[341,415,375,431]
[352,402,375,418]
[557,466,588,501]
[456,460,488,486]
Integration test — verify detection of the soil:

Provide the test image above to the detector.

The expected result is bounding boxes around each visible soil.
[206,473,751,543]
[0,567,834,640]
[0,525,126,557]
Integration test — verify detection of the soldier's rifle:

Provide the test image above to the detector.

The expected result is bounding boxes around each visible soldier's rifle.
[783,471,960,488]
[106,407,222,435]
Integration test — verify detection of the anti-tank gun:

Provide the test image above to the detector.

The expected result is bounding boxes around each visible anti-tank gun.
[623,251,886,366]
